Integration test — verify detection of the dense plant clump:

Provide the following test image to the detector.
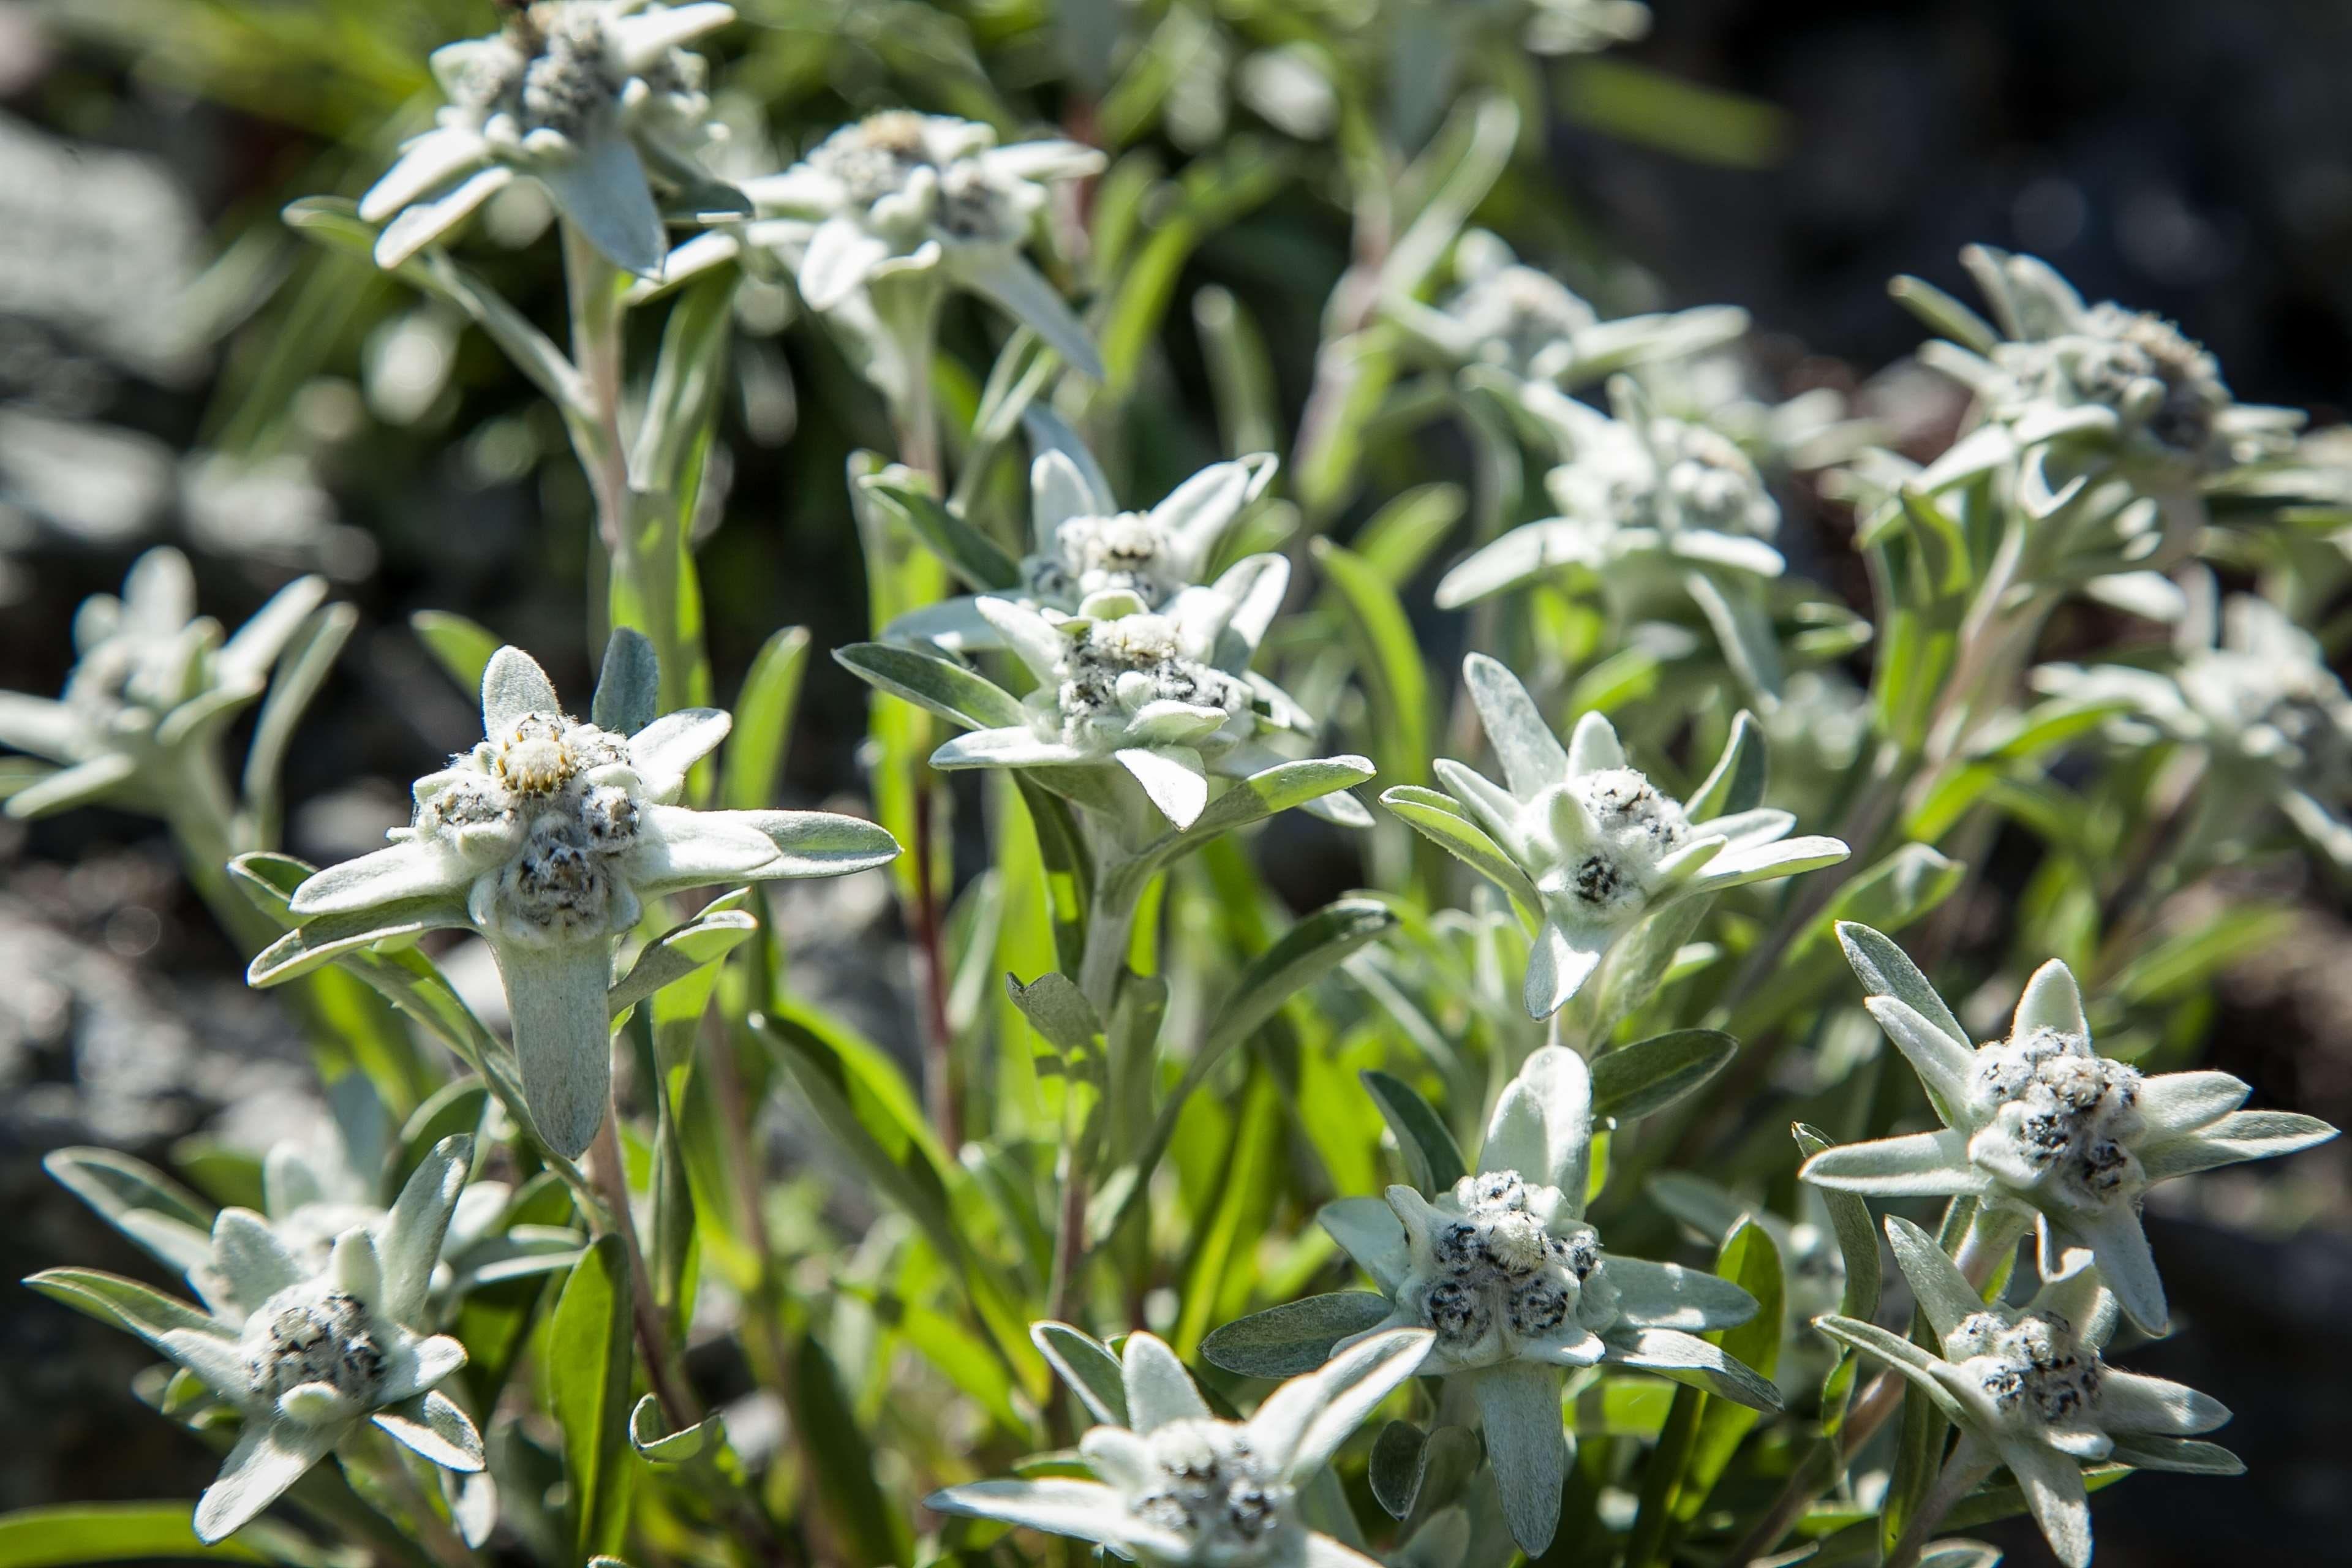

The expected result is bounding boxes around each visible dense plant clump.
[9,5,2351,1568]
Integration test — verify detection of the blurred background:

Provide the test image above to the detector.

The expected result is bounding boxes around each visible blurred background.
[2,3,2347,1561]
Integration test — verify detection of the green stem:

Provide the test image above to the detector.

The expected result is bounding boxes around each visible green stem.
[1885,1438,1995,1568]
[586,1065,699,1433]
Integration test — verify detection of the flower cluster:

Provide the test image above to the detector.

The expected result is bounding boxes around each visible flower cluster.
[1803,926,2337,1333]
[254,642,898,1158]
[31,1137,485,1544]
[1212,1048,1777,1555]
[931,1327,1433,1567]
[1816,1216,2240,1568]
[0,548,324,821]
[1390,655,1845,1017]
[361,2,737,276]
[1436,375,1785,611]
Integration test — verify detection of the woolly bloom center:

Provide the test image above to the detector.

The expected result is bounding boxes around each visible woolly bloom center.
[1126,1419,1291,1561]
[1948,1308,2104,1432]
[241,1287,387,1423]
[1026,513,1180,610]
[807,112,1031,243]
[1965,1027,2144,1206]
[1997,304,2229,462]
[1649,420,1776,538]
[1403,1172,1615,1368]
[445,4,707,148]
[407,710,646,942]
[1449,267,1596,371]
[1051,615,1246,747]
[1533,767,1693,919]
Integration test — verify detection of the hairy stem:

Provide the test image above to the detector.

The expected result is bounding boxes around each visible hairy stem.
[586,1069,699,1432]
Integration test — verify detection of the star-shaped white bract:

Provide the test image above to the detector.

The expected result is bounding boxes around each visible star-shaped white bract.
[1801,924,2338,1334]
[253,645,898,1158]
[0,548,325,822]
[360,1,736,277]
[886,450,1277,650]
[1391,231,1744,393]
[1234,1048,1775,1555]
[2036,578,2352,870]
[1908,246,2300,488]
[930,1327,1431,1567]
[1436,374,1784,610]
[908,568,1369,832]
[739,110,1103,374]
[31,1136,485,1544]
[1390,654,1847,1018]
[1816,1216,2240,1568]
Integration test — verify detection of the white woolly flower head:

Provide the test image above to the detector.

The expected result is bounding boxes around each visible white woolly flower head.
[1387,1170,1617,1374]
[1963,1014,2147,1210]
[359,2,737,276]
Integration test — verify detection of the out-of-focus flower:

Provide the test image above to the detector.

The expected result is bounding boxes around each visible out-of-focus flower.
[1389,655,1845,1017]
[1905,246,2300,489]
[29,1138,486,1544]
[929,1327,1433,1567]
[360,2,737,276]
[1801,924,2337,1333]
[1816,1216,2242,1568]
[2035,575,2352,869]
[1437,375,1784,610]
[0,548,325,820]
[738,111,1102,374]
[253,644,898,1158]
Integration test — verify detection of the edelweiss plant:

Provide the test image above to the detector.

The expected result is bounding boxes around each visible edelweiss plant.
[31,1137,483,1543]
[253,638,898,1157]
[1389,654,1845,1017]
[361,0,737,275]
[931,1328,1432,1566]
[1803,923,2337,1332]
[1817,1216,2238,1568]
[1210,1049,1777,1555]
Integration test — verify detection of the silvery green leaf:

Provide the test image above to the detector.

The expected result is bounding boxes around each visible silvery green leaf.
[1379,785,1541,916]
[196,1421,339,1545]
[2105,1435,2243,1475]
[543,131,667,279]
[1604,1326,1784,1413]
[4,752,137,819]
[374,1390,486,1471]
[1201,1293,1398,1379]
[1031,1321,1129,1427]
[1589,1030,1738,1124]
[1889,273,2002,353]
[860,475,1021,590]
[1684,710,1767,821]
[492,940,616,1160]
[1792,1125,1881,1321]
[482,646,563,734]
[1604,1257,1760,1333]
[628,1392,727,1464]
[23,1267,219,1345]
[1468,1361,1565,1556]
[247,895,475,987]
[833,641,1027,730]
[1359,1069,1468,1194]
[1368,1420,1428,1519]
[1006,971,1101,1059]
[1800,1128,1978,1197]
[374,164,516,270]
[959,251,1103,382]
[592,628,660,735]
[1121,1332,1211,1431]
[1836,921,1970,1052]
[1806,1316,1969,1423]
[609,906,758,1017]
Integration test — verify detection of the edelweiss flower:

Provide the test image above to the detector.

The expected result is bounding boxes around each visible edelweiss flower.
[1218,1049,1774,1555]
[929,1327,1432,1567]
[360,1,737,276]
[887,451,1276,649]
[2035,577,2352,868]
[1436,375,1784,611]
[1816,1216,2241,1568]
[1389,655,1847,1017]
[740,111,1102,372]
[1908,246,2300,486]
[48,1110,578,1322]
[1390,231,1744,390]
[1801,924,2337,1333]
[880,568,1369,831]
[29,1137,485,1544]
[252,644,899,1158]
[0,548,325,820]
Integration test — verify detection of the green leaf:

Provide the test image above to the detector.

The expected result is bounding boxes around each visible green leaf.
[1676,1220,1784,1525]
[1590,1030,1738,1125]
[1378,786,1541,919]
[1349,484,1466,589]
[789,1333,911,1566]
[1030,1321,1129,1427]
[1684,712,1767,822]
[1358,1070,1467,1193]
[1200,1292,1396,1379]
[859,475,1020,591]
[1888,274,2000,355]
[609,908,758,1019]
[627,271,734,502]
[411,611,502,696]
[1835,921,1968,1052]
[240,601,355,848]
[1367,1421,1428,1520]
[1003,971,1103,1059]
[548,1235,635,1561]
[0,1502,285,1566]
[23,1269,214,1346]
[832,642,1027,731]
[1314,538,1431,787]
[41,1149,213,1236]
[1109,758,1379,900]
[591,628,659,736]
[722,627,811,812]
[395,1080,490,1195]
[627,1394,723,1465]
